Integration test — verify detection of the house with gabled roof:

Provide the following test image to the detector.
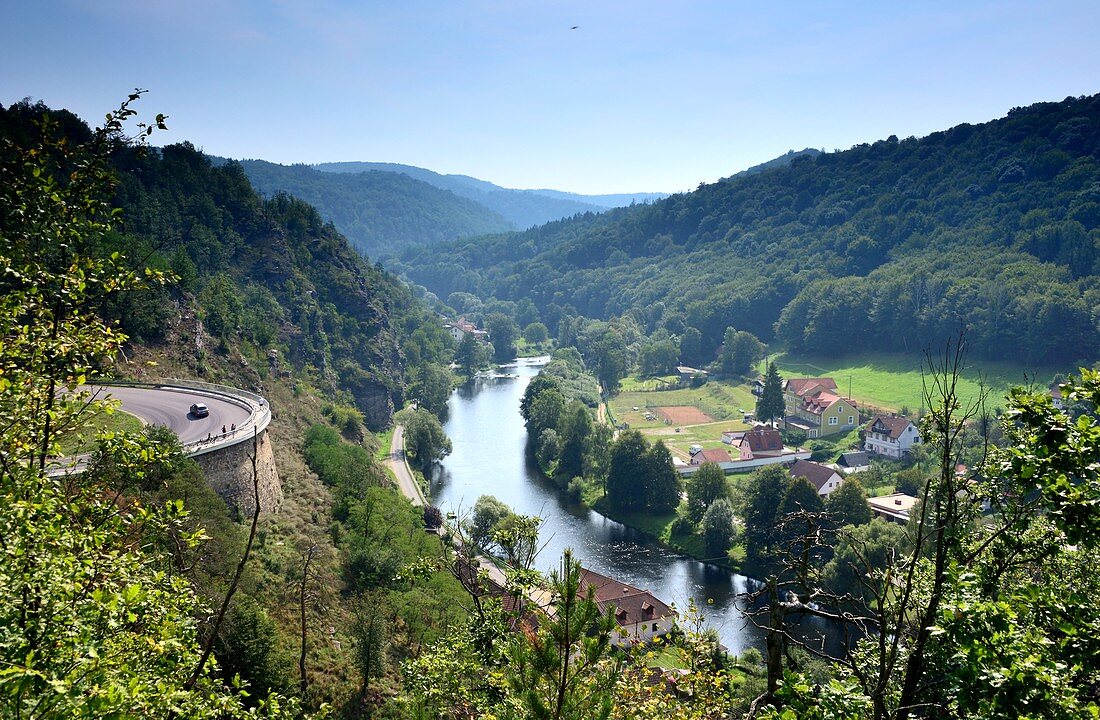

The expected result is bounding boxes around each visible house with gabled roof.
[837,450,870,473]
[445,317,490,344]
[781,377,857,438]
[784,377,839,406]
[789,459,845,497]
[689,447,733,466]
[452,558,539,633]
[737,425,785,459]
[579,568,676,646]
[864,415,921,459]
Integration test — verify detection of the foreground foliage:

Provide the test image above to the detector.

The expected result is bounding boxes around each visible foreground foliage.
[0,95,305,717]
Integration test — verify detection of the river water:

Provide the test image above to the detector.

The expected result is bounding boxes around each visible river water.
[429,358,820,655]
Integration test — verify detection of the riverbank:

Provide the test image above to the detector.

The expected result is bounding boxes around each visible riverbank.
[578,485,778,582]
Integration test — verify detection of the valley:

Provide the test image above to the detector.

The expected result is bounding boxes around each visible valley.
[3,75,1100,719]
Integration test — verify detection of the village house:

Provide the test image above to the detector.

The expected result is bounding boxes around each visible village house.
[736,424,785,459]
[781,377,858,439]
[579,568,676,646]
[783,377,839,407]
[864,415,921,459]
[836,450,870,473]
[789,459,845,497]
[1050,382,1065,410]
[676,365,708,385]
[689,447,733,466]
[868,492,920,524]
[445,317,490,344]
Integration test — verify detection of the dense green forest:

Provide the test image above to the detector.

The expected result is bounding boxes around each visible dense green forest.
[394,94,1100,367]
[314,160,665,229]
[237,159,514,257]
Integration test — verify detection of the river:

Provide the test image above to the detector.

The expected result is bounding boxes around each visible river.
[429,357,828,655]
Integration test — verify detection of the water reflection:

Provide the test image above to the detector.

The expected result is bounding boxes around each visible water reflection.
[429,358,836,656]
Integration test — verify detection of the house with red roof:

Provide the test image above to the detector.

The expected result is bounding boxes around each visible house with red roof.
[445,316,490,344]
[579,568,677,646]
[781,377,859,439]
[689,447,733,466]
[863,415,921,459]
[737,425,785,459]
[783,377,839,406]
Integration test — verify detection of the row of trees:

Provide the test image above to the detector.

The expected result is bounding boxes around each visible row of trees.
[519,350,611,494]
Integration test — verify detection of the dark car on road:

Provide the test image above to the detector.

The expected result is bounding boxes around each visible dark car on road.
[190,402,209,418]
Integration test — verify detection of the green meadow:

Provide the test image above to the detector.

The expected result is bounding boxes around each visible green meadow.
[766,351,1063,414]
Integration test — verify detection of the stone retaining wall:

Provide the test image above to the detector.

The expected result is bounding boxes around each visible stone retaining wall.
[194,429,282,518]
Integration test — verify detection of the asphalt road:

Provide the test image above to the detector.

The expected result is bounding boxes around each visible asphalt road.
[88,385,252,444]
[386,425,426,507]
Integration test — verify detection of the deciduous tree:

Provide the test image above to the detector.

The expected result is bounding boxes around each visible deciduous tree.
[686,461,728,523]
[825,475,873,527]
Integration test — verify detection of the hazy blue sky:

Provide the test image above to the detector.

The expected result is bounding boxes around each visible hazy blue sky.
[3,1,1098,194]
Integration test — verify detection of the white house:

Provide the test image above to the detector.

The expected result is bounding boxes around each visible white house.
[864,415,921,459]
[789,459,845,497]
[445,317,489,344]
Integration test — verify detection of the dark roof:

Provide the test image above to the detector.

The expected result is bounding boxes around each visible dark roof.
[783,415,816,431]
[867,415,915,440]
[579,568,674,626]
[740,425,784,452]
[838,451,869,468]
[785,377,838,398]
[789,459,841,492]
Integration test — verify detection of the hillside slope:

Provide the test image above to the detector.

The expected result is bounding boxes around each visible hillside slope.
[236,159,514,257]
[115,145,461,428]
[395,94,1100,366]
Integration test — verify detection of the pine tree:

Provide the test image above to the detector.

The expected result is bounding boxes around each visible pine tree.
[756,361,785,424]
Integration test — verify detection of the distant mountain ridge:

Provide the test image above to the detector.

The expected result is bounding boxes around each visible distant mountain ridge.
[313,161,667,227]
[236,159,514,258]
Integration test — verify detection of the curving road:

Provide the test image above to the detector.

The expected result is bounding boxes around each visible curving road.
[87,385,252,444]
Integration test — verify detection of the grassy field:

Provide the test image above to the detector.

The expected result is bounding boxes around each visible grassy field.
[766,351,1060,414]
[375,426,396,461]
[608,379,758,456]
[58,408,144,455]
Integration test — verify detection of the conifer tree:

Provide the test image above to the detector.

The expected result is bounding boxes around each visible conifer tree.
[756,361,785,423]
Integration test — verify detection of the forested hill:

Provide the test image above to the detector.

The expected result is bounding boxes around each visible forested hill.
[395,94,1100,366]
[0,101,451,429]
[314,160,666,228]
[235,159,514,257]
